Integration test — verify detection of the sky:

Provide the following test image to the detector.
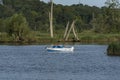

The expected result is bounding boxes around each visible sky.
[41,0,107,7]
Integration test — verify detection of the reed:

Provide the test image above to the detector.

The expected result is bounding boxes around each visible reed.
[107,42,120,56]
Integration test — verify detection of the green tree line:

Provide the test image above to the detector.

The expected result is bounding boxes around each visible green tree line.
[0,0,101,31]
[0,0,120,42]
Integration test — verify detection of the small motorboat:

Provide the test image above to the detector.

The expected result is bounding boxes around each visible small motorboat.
[46,45,74,52]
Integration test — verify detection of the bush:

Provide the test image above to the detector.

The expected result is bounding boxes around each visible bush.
[6,13,30,41]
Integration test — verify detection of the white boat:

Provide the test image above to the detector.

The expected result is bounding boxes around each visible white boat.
[46,45,74,52]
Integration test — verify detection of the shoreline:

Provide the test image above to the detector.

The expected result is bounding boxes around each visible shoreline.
[0,39,118,45]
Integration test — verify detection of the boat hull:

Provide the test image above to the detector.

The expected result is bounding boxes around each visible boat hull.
[46,47,74,52]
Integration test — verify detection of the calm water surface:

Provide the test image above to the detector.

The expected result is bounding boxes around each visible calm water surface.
[0,44,120,80]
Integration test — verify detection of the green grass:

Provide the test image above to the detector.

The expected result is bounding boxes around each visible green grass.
[77,30,120,43]
[34,30,120,43]
[0,30,120,44]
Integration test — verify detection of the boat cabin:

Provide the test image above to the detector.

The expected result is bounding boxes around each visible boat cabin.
[52,45,64,48]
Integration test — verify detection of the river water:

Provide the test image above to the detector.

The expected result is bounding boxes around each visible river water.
[0,44,120,80]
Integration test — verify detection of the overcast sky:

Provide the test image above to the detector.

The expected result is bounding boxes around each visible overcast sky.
[42,0,107,7]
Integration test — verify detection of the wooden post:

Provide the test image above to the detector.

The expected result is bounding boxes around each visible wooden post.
[64,21,69,39]
[73,26,79,41]
[65,20,75,41]
[64,20,79,41]
[92,12,95,30]
[50,0,54,38]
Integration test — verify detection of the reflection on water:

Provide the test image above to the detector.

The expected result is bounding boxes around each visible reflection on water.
[0,45,120,80]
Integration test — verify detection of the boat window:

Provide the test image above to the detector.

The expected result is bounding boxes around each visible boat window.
[52,45,64,48]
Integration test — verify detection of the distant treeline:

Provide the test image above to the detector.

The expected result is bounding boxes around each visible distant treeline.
[0,0,120,41]
[0,0,101,31]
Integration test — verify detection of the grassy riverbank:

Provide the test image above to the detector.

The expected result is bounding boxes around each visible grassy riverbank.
[0,31,119,44]
[75,31,119,42]
[36,30,120,43]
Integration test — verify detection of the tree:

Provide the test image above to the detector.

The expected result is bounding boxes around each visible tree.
[105,0,120,8]
[92,0,120,33]
[1,0,101,33]
[0,18,5,32]
[104,0,120,33]
[6,13,30,41]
